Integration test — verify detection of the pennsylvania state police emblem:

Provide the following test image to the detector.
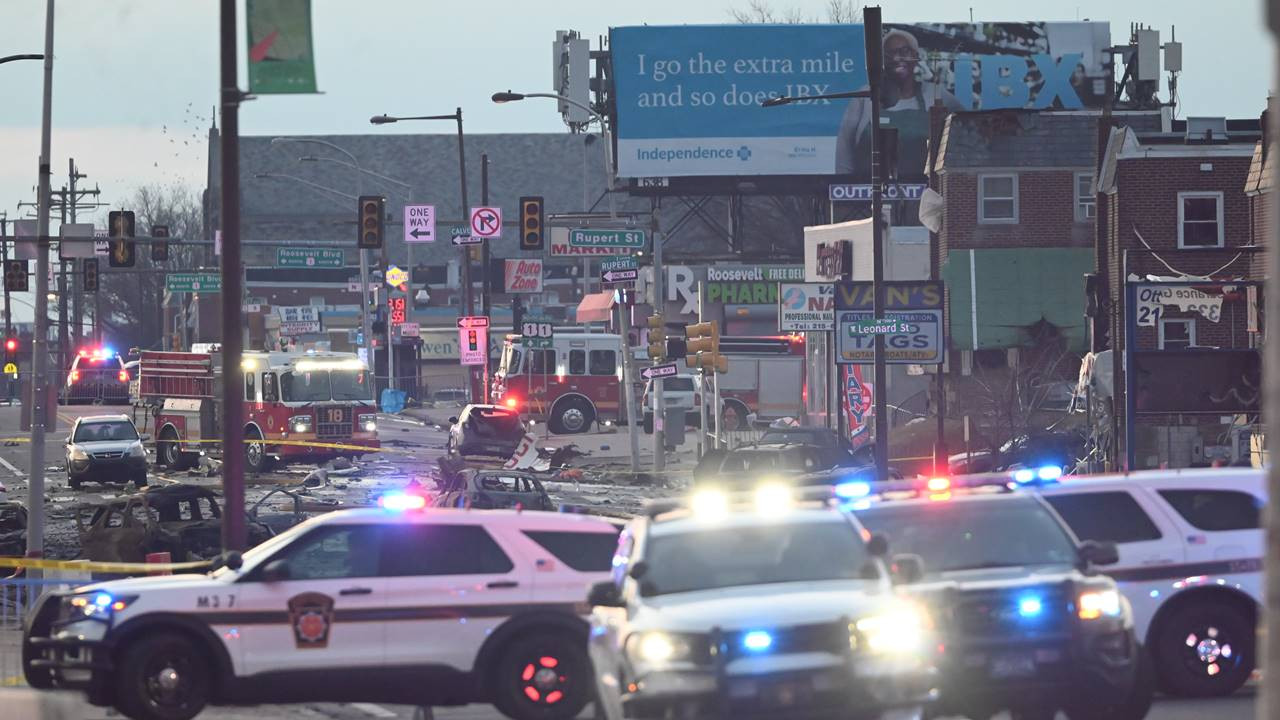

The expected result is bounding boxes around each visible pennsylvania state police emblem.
[287,592,335,649]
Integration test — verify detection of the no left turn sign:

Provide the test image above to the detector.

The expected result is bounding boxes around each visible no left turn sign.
[470,206,502,238]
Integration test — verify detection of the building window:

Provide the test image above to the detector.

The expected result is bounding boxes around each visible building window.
[1159,318,1195,349]
[979,174,1018,223]
[1075,173,1096,221]
[1177,192,1224,248]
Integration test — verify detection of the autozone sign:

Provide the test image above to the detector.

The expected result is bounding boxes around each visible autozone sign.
[504,259,543,293]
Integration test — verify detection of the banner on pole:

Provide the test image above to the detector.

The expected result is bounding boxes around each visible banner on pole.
[246,0,318,94]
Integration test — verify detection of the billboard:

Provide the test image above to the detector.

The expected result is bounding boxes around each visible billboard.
[610,22,1110,178]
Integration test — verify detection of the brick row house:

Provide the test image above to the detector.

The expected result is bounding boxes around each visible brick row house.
[1094,116,1263,469]
[929,110,1161,462]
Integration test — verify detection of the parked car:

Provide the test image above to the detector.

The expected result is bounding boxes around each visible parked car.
[641,374,699,432]
[949,430,1084,475]
[429,388,468,406]
[691,442,859,487]
[75,484,272,562]
[758,425,855,453]
[64,414,148,489]
[434,468,555,511]
[447,404,527,458]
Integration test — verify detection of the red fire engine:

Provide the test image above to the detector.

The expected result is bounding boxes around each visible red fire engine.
[491,332,805,434]
[134,350,379,473]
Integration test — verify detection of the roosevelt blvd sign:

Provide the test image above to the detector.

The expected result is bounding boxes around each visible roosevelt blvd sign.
[166,273,221,293]
[276,247,344,268]
[641,362,679,381]
[568,228,645,249]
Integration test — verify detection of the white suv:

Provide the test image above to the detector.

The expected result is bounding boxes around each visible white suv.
[588,489,936,720]
[1036,467,1262,698]
[24,500,620,720]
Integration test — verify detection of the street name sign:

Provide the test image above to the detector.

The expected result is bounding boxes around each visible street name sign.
[276,247,344,268]
[845,318,908,335]
[600,256,638,273]
[568,228,645,249]
[641,362,679,380]
[469,207,502,238]
[404,205,436,243]
[166,273,221,294]
[451,223,483,246]
[834,280,944,365]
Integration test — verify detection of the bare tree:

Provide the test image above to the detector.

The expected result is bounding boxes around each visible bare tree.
[99,184,203,351]
[729,0,860,23]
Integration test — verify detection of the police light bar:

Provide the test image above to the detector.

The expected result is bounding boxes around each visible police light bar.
[295,358,366,372]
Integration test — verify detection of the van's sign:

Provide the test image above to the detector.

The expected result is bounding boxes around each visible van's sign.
[778,283,833,331]
[835,280,944,365]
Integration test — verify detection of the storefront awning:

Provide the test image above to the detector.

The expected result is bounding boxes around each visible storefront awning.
[575,291,616,324]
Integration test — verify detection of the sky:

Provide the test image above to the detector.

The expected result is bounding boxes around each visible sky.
[0,0,1271,232]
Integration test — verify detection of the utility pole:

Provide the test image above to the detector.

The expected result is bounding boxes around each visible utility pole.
[651,202,665,473]
[865,7,890,484]
[1262,7,1280,720]
[56,187,66,394]
[0,214,9,344]
[27,0,54,562]
[218,0,246,552]
[481,153,492,402]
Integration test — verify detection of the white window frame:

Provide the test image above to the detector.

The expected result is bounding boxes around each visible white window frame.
[978,173,1018,224]
[1158,318,1195,350]
[1074,172,1096,222]
[1177,191,1224,249]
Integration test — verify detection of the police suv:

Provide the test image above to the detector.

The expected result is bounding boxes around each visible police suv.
[1036,467,1263,697]
[852,480,1153,720]
[588,486,937,720]
[23,496,620,720]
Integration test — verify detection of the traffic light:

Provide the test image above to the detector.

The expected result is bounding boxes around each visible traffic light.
[3,338,15,379]
[83,258,99,292]
[646,315,667,360]
[3,261,27,292]
[467,330,479,353]
[151,224,170,262]
[519,196,544,251]
[108,210,136,268]
[685,321,728,373]
[358,195,385,250]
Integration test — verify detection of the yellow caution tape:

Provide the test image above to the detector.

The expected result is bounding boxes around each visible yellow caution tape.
[0,556,211,574]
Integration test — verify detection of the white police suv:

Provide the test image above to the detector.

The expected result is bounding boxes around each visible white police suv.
[587,486,937,720]
[1036,467,1263,697]
[23,494,621,720]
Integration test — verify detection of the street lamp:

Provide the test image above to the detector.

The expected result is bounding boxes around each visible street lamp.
[490,91,616,217]
[368,108,475,400]
[267,138,375,376]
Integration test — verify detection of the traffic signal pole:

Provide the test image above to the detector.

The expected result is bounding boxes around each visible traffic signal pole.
[1263,5,1280,718]
[866,7,890,484]
[27,0,54,562]
[651,208,665,474]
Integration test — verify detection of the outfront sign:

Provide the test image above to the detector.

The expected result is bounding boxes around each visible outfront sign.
[835,280,944,365]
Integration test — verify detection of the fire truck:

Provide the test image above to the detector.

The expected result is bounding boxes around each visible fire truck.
[491,332,805,434]
[133,350,379,473]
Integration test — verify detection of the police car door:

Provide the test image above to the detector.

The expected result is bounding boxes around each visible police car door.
[381,518,532,670]
[1149,484,1264,581]
[236,523,387,674]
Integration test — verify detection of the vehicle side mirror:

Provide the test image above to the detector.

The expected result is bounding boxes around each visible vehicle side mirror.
[448,417,459,425]
[261,558,290,583]
[587,581,625,609]
[866,533,889,558]
[628,560,649,580]
[140,433,152,443]
[221,551,243,571]
[890,554,925,585]
[1079,540,1119,567]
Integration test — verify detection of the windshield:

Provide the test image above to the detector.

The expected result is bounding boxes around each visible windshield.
[74,421,138,443]
[641,520,871,596]
[761,430,834,446]
[855,499,1079,574]
[718,449,822,476]
[330,370,372,400]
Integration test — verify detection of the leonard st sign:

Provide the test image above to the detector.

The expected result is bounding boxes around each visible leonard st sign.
[835,280,944,365]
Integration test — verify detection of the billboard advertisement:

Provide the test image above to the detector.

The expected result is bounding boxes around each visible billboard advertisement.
[610,22,1110,178]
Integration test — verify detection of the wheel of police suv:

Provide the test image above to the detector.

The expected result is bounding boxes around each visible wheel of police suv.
[114,632,211,720]
[1153,600,1254,697]
[491,633,592,720]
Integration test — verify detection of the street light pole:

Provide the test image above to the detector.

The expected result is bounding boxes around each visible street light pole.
[269,138,374,371]
[369,110,473,398]
[26,0,54,561]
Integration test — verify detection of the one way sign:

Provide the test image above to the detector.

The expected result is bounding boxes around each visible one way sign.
[641,362,679,380]
[601,268,638,284]
[404,205,436,243]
